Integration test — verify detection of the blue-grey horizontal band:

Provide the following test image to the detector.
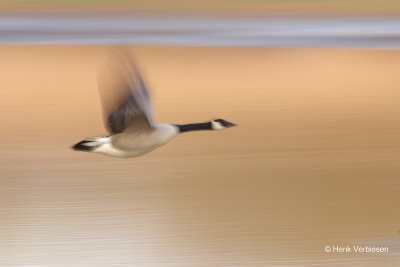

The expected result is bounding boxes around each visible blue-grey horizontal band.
[0,14,400,48]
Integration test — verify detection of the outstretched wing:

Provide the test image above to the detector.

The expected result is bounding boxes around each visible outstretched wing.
[98,48,153,134]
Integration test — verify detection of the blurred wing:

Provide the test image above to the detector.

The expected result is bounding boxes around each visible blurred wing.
[98,49,153,134]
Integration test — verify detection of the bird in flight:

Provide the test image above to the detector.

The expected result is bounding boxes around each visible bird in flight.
[72,49,236,158]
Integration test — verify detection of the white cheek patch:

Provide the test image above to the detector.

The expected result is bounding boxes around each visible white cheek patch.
[211,120,225,130]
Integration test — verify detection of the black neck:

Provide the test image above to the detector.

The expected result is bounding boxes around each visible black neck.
[175,122,212,133]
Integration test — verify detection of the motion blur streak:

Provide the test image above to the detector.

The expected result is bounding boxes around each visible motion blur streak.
[1,46,400,266]
[0,15,400,47]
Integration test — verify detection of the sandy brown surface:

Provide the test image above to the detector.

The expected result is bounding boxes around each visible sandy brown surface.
[2,1,400,15]
[1,46,400,266]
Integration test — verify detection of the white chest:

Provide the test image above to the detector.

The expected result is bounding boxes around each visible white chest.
[94,124,179,158]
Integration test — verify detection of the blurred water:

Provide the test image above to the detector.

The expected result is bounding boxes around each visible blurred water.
[0,14,400,47]
[1,46,400,266]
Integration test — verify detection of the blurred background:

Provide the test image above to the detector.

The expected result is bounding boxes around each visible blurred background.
[1,0,400,14]
[1,1,400,267]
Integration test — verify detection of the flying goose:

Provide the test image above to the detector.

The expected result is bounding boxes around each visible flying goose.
[72,50,236,158]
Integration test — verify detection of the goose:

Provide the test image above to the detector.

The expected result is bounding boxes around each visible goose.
[72,50,236,158]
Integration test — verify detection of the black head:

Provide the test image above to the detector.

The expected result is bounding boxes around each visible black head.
[211,118,237,130]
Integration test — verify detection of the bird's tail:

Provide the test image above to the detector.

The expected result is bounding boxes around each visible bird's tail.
[72,137,109,152]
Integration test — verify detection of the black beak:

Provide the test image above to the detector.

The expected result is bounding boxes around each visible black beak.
[224,121,237,127]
